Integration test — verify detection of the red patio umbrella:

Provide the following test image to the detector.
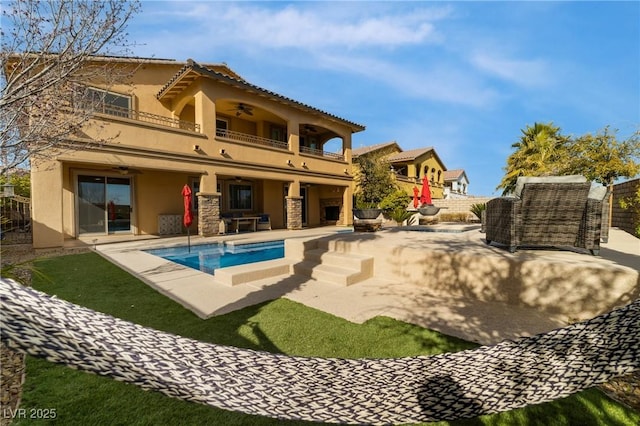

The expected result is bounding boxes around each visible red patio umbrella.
[181,184,193,252]
[420,175,432,205]
[412,186,419,209]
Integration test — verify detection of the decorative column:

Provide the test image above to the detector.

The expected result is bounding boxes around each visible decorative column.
[342,185,353,226]
[286,196,303,230]
[285,180,302,230]
[197,192,221,236]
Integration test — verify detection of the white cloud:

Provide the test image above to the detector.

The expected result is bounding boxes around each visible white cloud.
[139,2,450,50]
[317,53,499,108]
[470,51,550,88]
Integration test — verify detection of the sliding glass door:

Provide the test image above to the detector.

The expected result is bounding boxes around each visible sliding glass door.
[78,175,131,235]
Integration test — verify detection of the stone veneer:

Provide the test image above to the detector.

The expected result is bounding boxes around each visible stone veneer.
[197,193,220,236]
[286,196,303,230]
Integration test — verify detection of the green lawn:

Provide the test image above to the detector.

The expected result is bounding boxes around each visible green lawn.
[11,252,639,425]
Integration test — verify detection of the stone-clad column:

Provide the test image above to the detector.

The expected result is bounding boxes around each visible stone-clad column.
[286,196,303,230]
[197,192,221,236]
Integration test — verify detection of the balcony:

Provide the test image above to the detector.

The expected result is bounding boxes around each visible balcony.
[300,145,345,162]
[216,128,289,150]
[215,128,346,161]
[94,104,200,133]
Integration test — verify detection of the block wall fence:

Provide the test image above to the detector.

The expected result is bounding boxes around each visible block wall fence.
[432,197,494,221]
[611,178,639,237]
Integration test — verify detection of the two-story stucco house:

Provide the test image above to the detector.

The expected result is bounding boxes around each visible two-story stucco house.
[352,141,447,199]
[443,169,470,198]
[21,57,365,248]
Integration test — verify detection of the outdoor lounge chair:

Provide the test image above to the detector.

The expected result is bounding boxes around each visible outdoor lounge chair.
[484,176,607,255]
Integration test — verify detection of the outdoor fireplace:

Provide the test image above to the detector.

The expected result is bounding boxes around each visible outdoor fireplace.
[325,206,340,221]
[320,198,343,225]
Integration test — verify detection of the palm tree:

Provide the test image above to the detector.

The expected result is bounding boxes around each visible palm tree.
[497,122,570,194]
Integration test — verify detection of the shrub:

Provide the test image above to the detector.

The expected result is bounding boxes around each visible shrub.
[379,190,410,216]
[470,202,486,220]
[439,213,469,223]
[389,208,414,225]
[619,186,640,237]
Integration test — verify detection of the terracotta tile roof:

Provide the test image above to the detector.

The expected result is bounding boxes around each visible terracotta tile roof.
[352,141,399,158]
[444,169,466,180]
[157,59,365,132]
[387,147,435,162]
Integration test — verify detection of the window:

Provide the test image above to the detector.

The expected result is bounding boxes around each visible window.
[190,177,200,211]
[216,118,229,137]
[229,183,252,210]
[85,87,131,114]
[270,125,286,142]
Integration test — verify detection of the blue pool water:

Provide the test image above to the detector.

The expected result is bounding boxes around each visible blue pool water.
[146,240,284,275]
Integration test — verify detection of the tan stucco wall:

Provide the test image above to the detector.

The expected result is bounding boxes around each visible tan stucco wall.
[28,59,360,247]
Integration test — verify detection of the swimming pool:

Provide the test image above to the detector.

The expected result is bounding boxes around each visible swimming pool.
[145,240,285,275]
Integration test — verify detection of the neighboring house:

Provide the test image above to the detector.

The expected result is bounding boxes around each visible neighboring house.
[17,57,365,248]
[443,169,470,198]
[352,142,447,199]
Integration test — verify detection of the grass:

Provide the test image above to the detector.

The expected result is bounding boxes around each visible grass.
[11,252,640,425]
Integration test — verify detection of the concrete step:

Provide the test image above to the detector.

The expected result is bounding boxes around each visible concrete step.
[293,258,372,286]
[303,248,373,270]
[214,258,293,286]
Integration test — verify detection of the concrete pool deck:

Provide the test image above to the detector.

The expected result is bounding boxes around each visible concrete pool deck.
[93,225,639,345]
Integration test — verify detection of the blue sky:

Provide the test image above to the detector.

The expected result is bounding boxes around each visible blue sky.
[129,1,639,196]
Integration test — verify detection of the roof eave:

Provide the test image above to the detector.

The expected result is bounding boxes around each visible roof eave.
[157,60,365,133]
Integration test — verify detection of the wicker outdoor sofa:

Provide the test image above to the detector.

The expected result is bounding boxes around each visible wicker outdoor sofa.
[485,176,608,255]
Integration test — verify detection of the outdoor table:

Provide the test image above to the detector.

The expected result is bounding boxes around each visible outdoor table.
[230,216,260,233]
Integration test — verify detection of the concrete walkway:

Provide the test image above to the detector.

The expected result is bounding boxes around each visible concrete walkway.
[95,226,639,345]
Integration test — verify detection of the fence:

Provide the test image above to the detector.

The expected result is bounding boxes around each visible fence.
[432,196,494,221]
[612,178,640,237]
[0,194,32,244]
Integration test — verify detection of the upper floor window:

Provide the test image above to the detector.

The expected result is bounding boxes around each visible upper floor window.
[216,118,229,137]
[270,125,286,142]
[85,87,131,112]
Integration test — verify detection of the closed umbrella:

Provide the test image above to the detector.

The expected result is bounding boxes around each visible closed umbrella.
[412,186,419,209]
[420,175,432,206]
[181,184,193,252]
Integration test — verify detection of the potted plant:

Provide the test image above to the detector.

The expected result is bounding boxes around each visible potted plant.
[389,207,415,226]
[353,197,383,219]
[353,155,397,220]
[418,205,441,216]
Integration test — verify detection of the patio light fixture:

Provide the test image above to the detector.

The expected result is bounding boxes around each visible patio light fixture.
[1,183,15,197]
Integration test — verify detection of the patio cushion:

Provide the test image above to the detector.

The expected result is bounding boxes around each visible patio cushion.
[514,175,586,198]
[588,184,608,200]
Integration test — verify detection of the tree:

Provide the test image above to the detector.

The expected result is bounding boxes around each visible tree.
[497,122,571,195]
[567,126,640,187]
[354,154,398,208]
[1,0,141,175]
[497,123,640,194]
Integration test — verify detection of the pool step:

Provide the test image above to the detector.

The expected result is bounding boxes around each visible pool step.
[293,249,373,286]
[214,258,293,286]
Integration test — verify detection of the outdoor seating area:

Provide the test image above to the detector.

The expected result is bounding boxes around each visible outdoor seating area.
[485,175,608,255]
[220,212,271,233]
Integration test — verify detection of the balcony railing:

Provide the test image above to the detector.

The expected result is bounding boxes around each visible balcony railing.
[300,145,345,161]
[94,104,200,133]
[216,128,289,150]
[217,128,346,161]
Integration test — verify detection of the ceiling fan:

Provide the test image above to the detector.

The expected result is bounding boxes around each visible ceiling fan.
[228,103,253,117]
[303,125,318,133]
[110,166,142,175]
